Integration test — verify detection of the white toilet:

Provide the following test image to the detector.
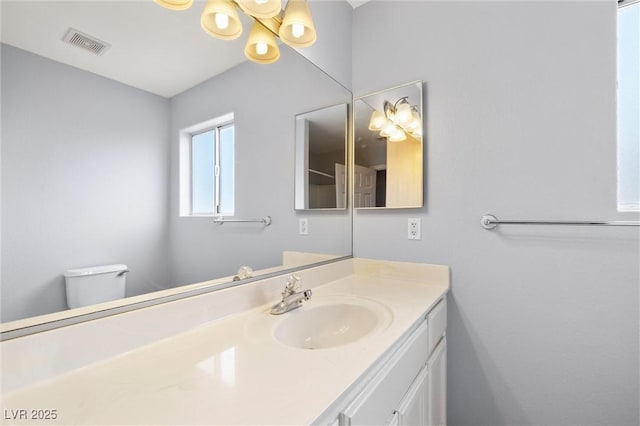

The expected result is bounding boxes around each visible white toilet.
[64,264,128,309]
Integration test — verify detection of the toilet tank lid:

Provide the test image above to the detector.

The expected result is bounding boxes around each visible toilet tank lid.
[64,264,128,278]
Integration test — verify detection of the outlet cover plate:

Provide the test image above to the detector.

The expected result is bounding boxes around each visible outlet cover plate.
[299,218,309,235]
[408,218,421,240]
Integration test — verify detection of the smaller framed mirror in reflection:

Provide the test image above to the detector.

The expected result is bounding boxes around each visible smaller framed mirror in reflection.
[354,81,423,209]
[294,103,349,210]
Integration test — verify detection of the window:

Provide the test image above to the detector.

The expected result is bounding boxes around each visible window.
[180,113,235,216]
[617,0,639,212]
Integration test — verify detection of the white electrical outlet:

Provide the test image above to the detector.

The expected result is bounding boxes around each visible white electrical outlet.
[408,218,421,240]
[299,218,309,235]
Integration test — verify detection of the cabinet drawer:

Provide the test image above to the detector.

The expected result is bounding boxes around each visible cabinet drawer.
[427,298,446,355]
[341,320,429,425]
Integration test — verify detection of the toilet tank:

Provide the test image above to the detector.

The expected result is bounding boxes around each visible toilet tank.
[64,264,128,309]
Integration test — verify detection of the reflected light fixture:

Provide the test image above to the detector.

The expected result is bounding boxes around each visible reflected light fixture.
[368,97,422,142]
[155,0,316,65]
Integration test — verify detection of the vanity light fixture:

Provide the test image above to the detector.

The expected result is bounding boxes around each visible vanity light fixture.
[368,97,422,142]
[155,0,316,65]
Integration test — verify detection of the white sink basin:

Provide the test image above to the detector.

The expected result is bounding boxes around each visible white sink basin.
[274,300,391,350]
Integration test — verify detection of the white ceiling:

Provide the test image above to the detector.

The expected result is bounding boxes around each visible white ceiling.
[0,1,257,98]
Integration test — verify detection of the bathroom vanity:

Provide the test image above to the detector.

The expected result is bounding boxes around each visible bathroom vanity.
[0,258,449,425]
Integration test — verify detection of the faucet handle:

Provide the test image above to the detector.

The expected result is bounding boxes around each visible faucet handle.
[284,274,301,295]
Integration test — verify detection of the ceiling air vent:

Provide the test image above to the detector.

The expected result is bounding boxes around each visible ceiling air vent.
[62,28,111,56]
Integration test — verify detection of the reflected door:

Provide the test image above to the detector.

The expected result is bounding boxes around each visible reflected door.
[354,165,376,208]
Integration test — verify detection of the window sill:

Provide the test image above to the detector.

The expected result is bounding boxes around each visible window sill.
[617,202,640,213]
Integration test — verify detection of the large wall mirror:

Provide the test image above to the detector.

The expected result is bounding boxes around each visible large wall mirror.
[0,1,352,334]
[294,103,348,210]
[354,81,423,209]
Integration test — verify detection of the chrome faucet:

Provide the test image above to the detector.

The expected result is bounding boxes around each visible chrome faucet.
[270,274,312,315]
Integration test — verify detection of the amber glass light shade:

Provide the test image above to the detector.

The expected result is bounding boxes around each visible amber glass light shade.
[236,0,282,19]
[201,0,243,40]
[154,0,193,10]
[244,21,280,64]
[279,0,316,47]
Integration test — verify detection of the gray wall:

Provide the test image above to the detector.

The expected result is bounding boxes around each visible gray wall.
[168,46,352,286]
[295,0,353,90]
[1,45,171,322]
[352,2,639,425]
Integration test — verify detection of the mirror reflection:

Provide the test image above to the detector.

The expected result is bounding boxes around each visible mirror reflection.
[354,81,423,209]
[0,1,352,325]
[294,103,348,210]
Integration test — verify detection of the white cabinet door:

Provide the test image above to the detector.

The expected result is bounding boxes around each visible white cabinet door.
[427,337,447,426]
[341,321,429,425]
[398,366,428,426]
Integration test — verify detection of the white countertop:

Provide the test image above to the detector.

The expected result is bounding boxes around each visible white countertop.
[0,259,449,425]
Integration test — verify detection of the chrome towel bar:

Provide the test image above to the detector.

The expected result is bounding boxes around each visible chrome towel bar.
[214,216,272,226]
[481,214,640,230]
